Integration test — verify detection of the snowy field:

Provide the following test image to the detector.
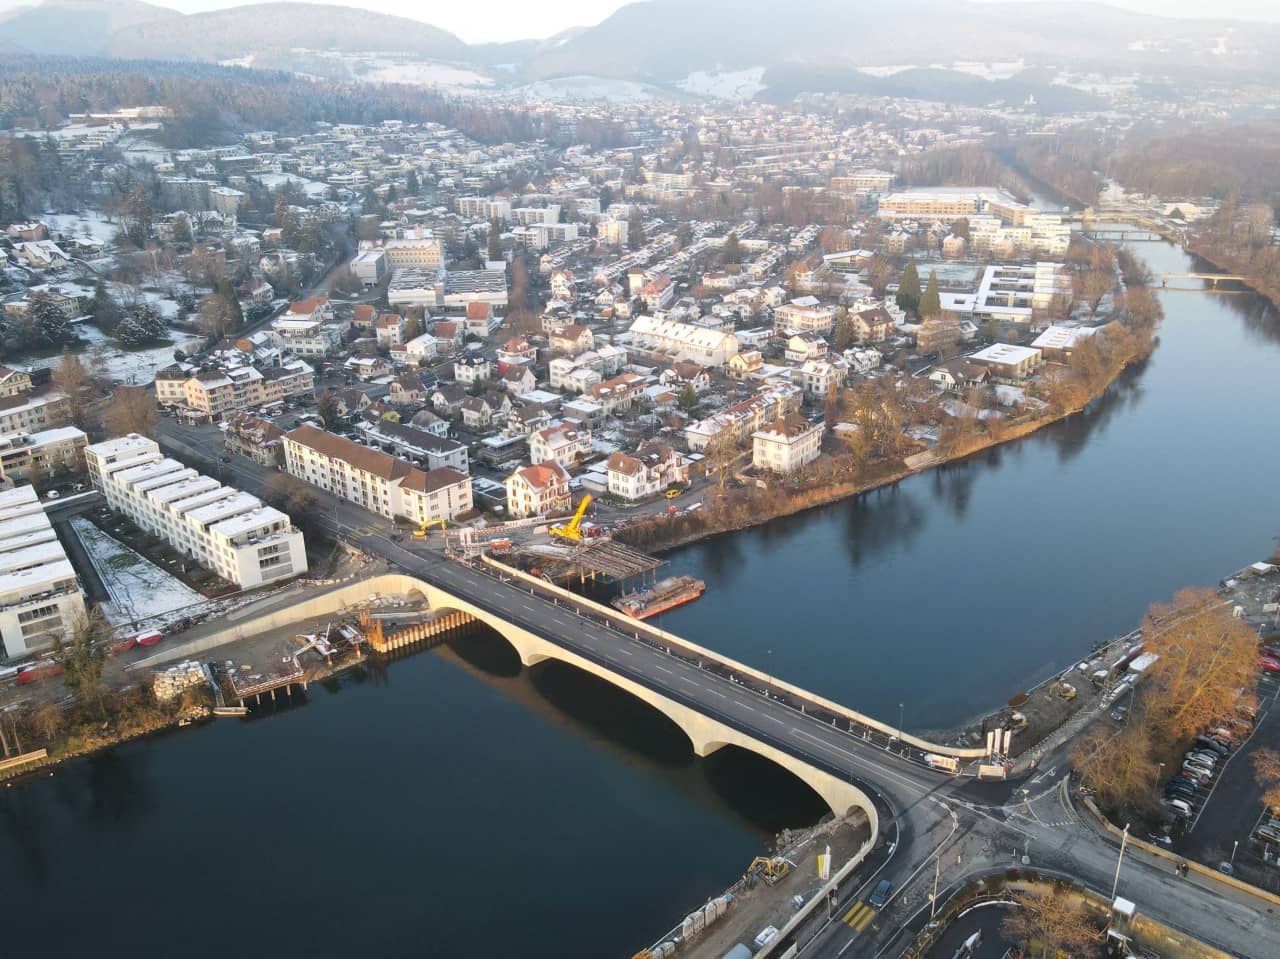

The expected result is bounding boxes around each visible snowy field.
[678,67,767,101]
[28,322,202,385]
[70,518,204,626]
[514,76,660,103]
[253,172,329,198]
[358,60,493,89]
[42,211,120,247]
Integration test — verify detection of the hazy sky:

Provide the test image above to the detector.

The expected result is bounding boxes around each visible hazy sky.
[3,0,1279,43]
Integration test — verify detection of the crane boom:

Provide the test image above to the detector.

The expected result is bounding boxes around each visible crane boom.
[550,494,593,541]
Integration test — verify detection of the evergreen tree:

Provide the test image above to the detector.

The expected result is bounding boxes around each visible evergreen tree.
[27,290,68,345]
[832,314,857,352]
[919,270,942,319]
[677,382,698,413]
[599,184,614,210]
[113,315,148,346]
[487,219,503,262]
[89,281,123,332]
[406,169,420,196]
[628,215,645,251]
[722,231,741,264]
[215,278,243,328]
[896,259,921,313]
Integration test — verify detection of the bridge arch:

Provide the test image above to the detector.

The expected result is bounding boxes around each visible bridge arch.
[413,578,880,828]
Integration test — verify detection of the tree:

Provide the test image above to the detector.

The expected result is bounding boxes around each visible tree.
[1253,749,1280,811]
[867,255,893,296]
[1142,588,1259,746]
[722,231,742,265]
[316,390,342,431]
[103,385,157,438]
[52,348,95,428]
[705,432,740,496]
[599,184,614,210]
[1082,270,1113,317]
[25,290,69,346]
[1071,721,1160,813]
[52,610,109,716]
[677,382,698,414]
[896,259,921,313]
[405,168,420,197]
[628,213,645,251]
[952,217,971,240]
[1000,888,1099,959]
[199,278,243,339]
[262,472,323,542]
[819,225,852,253]
[121,185,153,248]
[115,303,168,346]
[487,218,503,262]
[89,281,124,332]
[919,270,942,319]
[832,313,857,352]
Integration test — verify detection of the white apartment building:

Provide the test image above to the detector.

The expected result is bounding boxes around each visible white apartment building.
[0,391,70,434]
[0,485,86,659]
[271,317,345,357]
[282,425,472,523]
[0,426,87,482]
[877,187,1025,223]
[753,419,823,474]
[85,435,308,589]
[154,360,315,418]
[382,229,444,271]
[627,315,739,366]
[504,461,571,518]
[529,424,592,469]
[774,298,837,335]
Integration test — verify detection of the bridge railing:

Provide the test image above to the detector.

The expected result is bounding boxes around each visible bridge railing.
[479,554,988,761]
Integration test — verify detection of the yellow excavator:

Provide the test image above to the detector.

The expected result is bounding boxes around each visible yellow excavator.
[743,856,791,887]
[549,494,592,541]
[412,518,447,539]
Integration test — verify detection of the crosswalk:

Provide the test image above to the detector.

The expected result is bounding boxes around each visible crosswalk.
[840,900,877,933]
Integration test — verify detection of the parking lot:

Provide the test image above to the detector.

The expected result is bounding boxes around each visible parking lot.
[1168,669,1280,889]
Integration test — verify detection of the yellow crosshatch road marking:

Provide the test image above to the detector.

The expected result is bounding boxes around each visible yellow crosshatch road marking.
[843,902,876,929]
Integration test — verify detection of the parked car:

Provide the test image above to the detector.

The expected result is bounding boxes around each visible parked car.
[1164,798,1193,816]
[1258,656,1280,673]
[1195,736,1230,755]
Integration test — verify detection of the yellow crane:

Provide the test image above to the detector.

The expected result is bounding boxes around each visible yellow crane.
[549,494,593,541]
[412,518,447,539]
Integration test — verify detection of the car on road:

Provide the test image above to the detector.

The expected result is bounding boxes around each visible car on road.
[868,879,893,908]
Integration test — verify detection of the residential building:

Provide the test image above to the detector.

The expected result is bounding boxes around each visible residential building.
[852,307,895,343]
[381,228,444,271]
[0,390,69,434]
[356,419,469,473]
[529,423,592,469]
[627,315,739,366]
[586,373,646,416]
[0,426,87,482]
[606,441,688,502]
[281,425,472,523]
[85,435,307,589]
[970,343,1042,379]
[454,355,491,386]
[753,418,823,474]
[349,250,387,287]
[375,313,407,349]
[795,358,846,401]
[774,298,836,335]
[154,360,314,418]
[0,367,34,397]
[876,187,1026,223]
[505,461,572,518]
[0,486,86,658]
[685,384,803,451]
[223,413,285,466]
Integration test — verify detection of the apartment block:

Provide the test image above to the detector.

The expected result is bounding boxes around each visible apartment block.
[0,426,88,482]
[85,435,308,589]
[0,485,87,659]
[281,425,472,524]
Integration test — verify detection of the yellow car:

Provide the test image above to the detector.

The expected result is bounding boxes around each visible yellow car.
[665,488,683,499]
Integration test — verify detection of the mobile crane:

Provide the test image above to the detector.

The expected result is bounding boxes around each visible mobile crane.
[549,494,592,541]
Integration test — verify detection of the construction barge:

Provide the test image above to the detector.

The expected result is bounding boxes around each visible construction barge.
[611,576,706,620]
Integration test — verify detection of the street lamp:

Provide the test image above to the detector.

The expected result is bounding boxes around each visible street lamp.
[1231,839,1239,866]
[1111,823,1130,901]
[1153,762,1165,790]
[898,702,905,746]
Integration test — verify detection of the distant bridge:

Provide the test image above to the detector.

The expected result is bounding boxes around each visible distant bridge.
[1158,272,1250,289]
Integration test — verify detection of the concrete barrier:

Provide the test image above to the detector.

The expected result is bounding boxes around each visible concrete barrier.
[1080,792,1280,907]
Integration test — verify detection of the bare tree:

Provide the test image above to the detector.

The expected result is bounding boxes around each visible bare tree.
[1253,748,1280,811]
[1000,887,1100,959]
[51,348,96,429]
[103,385,157,438]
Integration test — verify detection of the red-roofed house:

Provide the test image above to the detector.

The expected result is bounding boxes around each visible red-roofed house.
[504,461,571,518]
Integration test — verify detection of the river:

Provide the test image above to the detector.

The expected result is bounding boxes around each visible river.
[2,239,1279,957]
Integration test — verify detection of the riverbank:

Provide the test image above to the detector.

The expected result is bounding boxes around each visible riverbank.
[620,329,1155,556]
[1184,242,1280,312]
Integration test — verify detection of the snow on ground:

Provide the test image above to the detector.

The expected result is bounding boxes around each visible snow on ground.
[678,67,767,101]
[28,322,202,385]
[253,172,329,198]
[359,60,493,89]
[70,518,204,627]
[42,211,119,247]
[857,64,916,78]
[950,60,1026,81]
[514,76,660,103]
[118,132,173,166]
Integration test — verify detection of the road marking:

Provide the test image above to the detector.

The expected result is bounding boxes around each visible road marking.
[654,664,673,675]
[679,675,700,686]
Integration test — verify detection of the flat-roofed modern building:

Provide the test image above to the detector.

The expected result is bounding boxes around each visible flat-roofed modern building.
[84,435,307,589]
[0,426,87,482]
[0,485,86,658]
